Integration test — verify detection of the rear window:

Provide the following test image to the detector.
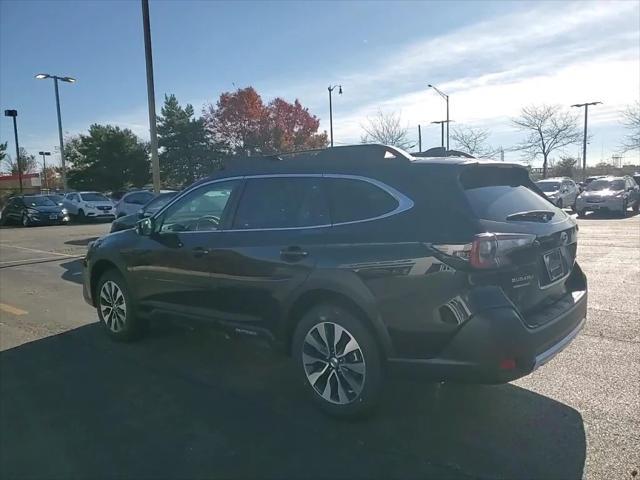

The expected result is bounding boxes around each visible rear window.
[81,193,110,202]
[327,178,398,224]
[461,166,555,222]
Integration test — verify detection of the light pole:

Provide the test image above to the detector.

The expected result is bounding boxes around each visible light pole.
[328,84,342,147]
[571,101,602,176]
[39,151,51,189]
[428,84,450,151]
[142,0,161,193]
[4,109,22,192]
[35,73,75,191]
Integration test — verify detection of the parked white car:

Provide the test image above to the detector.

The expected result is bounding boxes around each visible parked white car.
[114,190,156,218]
[536,177,579,210]
[63,192,115,221]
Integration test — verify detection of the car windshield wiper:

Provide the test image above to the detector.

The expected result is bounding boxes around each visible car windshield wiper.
[506,210,556,222]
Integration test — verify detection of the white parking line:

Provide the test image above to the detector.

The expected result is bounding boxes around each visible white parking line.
[0,256,72,265]
[0,244,77,257]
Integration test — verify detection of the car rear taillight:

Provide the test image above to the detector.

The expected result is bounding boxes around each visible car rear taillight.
[434,233,536,270]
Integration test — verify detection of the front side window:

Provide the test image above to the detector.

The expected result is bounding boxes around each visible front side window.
[159,180,239,232]
[327,178,399,224]
[233,177,329,229]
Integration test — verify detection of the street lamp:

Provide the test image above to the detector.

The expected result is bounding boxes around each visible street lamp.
[328,84,342,147]
[4,109,22,192]
[39,151,51,189]
[428,84,450,151]
[571,101,602,176]
[35,73,76,191]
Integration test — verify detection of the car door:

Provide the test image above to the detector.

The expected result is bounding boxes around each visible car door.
[64,194,79,214]
[190,176,330,335]
[123,179,243,316]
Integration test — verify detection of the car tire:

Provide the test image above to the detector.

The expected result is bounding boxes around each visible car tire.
[577,209,586,218]
[633,202,639,214]
[77,209,86,222]
[96,269,147,342]
[21,213,31,227]
[292,303,383,418]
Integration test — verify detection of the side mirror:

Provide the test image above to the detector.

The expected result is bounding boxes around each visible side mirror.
[136,217,155,236]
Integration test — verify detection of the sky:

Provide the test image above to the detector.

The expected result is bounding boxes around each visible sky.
[1,0,639,170]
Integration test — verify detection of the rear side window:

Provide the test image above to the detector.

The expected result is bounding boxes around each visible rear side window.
[461,166,559,222]
[233,177,329,229]
[327,178,399,224]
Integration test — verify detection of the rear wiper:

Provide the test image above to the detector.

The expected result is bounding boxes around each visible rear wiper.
[506,210,556,222]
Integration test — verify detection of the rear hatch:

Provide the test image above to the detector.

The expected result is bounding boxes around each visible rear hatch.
[458,164,579,325]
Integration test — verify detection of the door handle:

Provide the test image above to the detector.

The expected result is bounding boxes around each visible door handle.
[192,247,210,257]
[280,246,309,261]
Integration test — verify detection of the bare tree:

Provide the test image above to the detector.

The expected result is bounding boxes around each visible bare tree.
[361,111,414,150]
[512,105,581,178]
[451,126,497,158]
[1,147,39,175]
[620,101,639,153]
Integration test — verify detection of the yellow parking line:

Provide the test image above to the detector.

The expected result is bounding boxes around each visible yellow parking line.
[0,256,64,265]
[0,303,28,316]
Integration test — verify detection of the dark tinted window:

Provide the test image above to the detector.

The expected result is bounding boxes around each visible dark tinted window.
[24,196,56,207]
[327,178,398,224]
[125,191,154,205]
[81,192,110,202]
[233,177,329,229]
[461,166,562,222]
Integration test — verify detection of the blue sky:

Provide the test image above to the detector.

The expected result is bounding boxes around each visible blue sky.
[1,0,638,170]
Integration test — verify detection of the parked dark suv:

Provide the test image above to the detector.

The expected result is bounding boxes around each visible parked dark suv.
[83,145,587,417]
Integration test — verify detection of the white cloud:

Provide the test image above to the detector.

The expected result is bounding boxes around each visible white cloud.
[301,1,640,164]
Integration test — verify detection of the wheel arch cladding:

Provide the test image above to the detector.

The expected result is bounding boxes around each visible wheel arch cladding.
[284,288,393,358]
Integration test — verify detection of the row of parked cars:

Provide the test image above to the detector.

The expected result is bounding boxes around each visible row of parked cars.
[535,174,640,217]
[0,189,178,228]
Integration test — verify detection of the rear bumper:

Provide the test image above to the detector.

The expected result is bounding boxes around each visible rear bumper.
[388,283,587,384]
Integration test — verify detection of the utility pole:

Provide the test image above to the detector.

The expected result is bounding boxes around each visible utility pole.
[431,120,451,149]
[571,101,602,176]
[328,85,342,147]
[39,151,51,189]
[142,0,161,192]
[417,124,422,152]
[4,110,22,192]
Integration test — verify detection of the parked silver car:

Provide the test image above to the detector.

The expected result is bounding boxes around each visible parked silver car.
[576,176,640,217]
[536,177,579,210]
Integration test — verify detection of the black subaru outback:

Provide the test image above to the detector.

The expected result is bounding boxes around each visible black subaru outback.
[83,144,587,417]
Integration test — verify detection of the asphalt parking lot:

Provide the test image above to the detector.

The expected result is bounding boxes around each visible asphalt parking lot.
[0,215,638,480]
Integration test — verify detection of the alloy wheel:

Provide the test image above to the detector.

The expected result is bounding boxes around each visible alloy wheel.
[99,280,127,332]
[302,321,366,405]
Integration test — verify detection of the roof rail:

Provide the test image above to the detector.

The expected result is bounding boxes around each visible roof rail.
[221,144,414,170]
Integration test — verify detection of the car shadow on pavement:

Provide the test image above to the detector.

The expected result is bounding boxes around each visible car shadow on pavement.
[60,258,84,285]
[0,321,586,480]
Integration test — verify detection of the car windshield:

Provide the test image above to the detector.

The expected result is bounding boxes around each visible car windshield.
[536,181,561,192]
[24,196,56,207]
[81,193,110,202]
[586,179,625,191]
[144,192,178,213]
[46,195,64,203]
